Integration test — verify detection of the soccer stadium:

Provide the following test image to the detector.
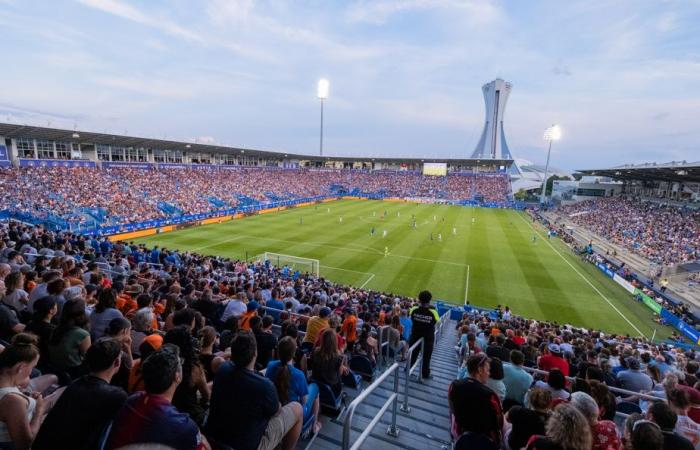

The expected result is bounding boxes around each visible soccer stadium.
[1,2,699,450]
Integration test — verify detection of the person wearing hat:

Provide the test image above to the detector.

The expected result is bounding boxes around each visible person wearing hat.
[618,356,654,393]
[537,342,570,377]
[239,301,260,331]
[409,290,440,379]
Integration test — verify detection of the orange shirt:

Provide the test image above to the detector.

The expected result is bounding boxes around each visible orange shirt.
[239,311,257,331]
[341,315,358,342]
[116,294,137,315]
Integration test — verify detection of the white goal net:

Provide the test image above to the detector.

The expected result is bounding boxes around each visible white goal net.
[261,252,320,277]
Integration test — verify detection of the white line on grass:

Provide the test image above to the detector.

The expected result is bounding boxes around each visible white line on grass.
[321,265,372,274]
[359,273,375,289]
[189,235,245,252]
[464,265,470,305]
[516,212,646,338]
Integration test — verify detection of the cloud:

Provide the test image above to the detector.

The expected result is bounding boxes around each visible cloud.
[345,0,502,26]
[76,0,203,42]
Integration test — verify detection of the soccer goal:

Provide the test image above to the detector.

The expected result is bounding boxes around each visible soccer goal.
[261,252,320,277]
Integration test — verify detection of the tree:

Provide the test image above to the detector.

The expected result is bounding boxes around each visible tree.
[514,188,531,201]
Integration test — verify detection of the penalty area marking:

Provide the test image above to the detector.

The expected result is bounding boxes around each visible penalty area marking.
[359,273,375,289]
[516,212,646,338]
[322,264,375,290]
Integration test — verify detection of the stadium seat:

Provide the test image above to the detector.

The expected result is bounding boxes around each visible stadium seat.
[349,355,375,381]
[316,381,344,416]
[617,401,642,415]
[300,413,316,440]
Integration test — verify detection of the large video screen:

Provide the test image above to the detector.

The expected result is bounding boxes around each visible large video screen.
[423,162,447,176]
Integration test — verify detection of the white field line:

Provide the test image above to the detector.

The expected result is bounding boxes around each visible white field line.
[516,212,646,338]
[464,264,470,305]
[321,265,372,274]
[359,273,375,289]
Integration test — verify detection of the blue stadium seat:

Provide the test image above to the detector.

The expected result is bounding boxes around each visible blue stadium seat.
[316,381,344,415]
[349,355,374,381]
[617,401,642,415]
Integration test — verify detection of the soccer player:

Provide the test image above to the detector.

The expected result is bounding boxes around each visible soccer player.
[532,234,537,243]
[382,229,387,238]
[433,215,437,221]
[370,227,375,236]
[452,227,457,235]
[339,216,343,224]
[471,217,475,225]
[373,211,376,217]
[397,211,400,217]
[438,233,442,242]
[412,219,417,229]
[384,246,389,257]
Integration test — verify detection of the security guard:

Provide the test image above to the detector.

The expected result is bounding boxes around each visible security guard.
[409,290,440,379]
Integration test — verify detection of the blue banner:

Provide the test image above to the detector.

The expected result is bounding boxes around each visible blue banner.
[0,145,8,161]
[101,162,154,169]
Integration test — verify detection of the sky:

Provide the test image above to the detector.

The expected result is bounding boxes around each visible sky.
[1,0,699,170]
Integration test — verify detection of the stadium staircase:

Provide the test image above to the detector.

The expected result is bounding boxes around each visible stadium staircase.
[302,317,457,450]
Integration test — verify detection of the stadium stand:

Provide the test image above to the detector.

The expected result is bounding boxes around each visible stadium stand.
[0,167,512,231]
[1,221,700,450]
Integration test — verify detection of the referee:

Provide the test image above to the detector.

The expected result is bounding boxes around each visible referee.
[409,290,440,379]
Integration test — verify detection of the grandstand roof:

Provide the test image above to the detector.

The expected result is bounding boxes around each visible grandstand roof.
[0,122,513,166]
[578,161,700,183]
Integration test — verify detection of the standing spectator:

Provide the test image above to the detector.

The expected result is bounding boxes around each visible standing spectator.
[0,334,47,450]
[409,291,439,379]
[106,346,210,450]
[341,309,358,352]
[32,339,128,450]
[206,332,302,450]
[449,353,503,447]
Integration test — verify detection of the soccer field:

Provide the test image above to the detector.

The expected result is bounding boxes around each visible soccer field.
[132,199,671,339]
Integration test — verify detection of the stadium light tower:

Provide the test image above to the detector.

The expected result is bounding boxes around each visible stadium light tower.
[317,78,329,157]
[540,124,562,206]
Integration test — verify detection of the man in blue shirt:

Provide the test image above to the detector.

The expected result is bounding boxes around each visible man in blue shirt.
[206,332,303,450]
[502,350,533,405]
[265,289,285,323]
[399,309,412,341]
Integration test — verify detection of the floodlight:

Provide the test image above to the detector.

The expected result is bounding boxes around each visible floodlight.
[317,78,329,100]
[543,124,562,141]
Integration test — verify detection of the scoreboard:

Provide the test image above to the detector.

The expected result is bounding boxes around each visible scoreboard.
[422,162,447,176]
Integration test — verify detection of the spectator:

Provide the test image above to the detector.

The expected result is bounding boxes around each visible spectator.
[310,328,347,397]
[90,288,124,341]
[254,315,278,371]
[570,391,621,450]
[647,400,695,450]
[449,353,503,447]
[106,345,209,450]
[32,338,127,450]
[666,387,700,448]
[618,357,654,393]
[302,307,331,351]
[48,299,91,378]
[206,332,302,450]
[538,343,569,377]
[526,403,592,450]
[503,349,534,406]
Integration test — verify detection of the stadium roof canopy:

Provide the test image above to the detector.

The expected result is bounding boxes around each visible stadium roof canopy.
[0,122,513,166]
[578,161,700,183]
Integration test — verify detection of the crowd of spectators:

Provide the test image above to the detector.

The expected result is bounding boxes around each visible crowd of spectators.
[0,167,512,229]
[450,307,700,450]
[556,198,700,266]
[0,221,430,450]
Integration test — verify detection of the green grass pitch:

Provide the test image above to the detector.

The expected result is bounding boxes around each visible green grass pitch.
[132,199,672,340]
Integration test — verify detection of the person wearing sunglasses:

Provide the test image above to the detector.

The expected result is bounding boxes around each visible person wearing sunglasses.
[449,353,503,449]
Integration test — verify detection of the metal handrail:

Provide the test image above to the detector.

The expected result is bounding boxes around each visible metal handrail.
[258,305,313,321]
[520,365,664,402]
[342,362,401,450]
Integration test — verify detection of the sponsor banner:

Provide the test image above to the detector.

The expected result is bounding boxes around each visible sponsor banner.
[595,262,615,278]
[613,273,636,294]
[19,159,96,168]
[102,162,154,169]
[0,144,8,161]
[636,290,663,314]
[0,160,12,167]
[677,319,700,344]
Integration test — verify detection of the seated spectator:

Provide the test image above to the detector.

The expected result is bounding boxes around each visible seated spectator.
[32,338,127,450]
[647,400,694,450]
[449,353,503,447]
[24,297,57,370]
[103,317,134,391]
[570,391,620,450]
[254,315,278,371]
[532,369,570,402]
[266,336,322,434]
[206,332,303,450]
[526,403,592,450]
[666,387,700,448]
[503,350,534,406]
[89,288,124,341]
[618,357,654,393]
[538,344,569,376]
[127,334,163,394]
[310,328,347,396]
[487,357,506,402]
[0,333,48,450]
[302,307,331,351]
[48,299,91,379]
[198,326,225,383]
[387,315,407,361]
[624,415,665,450]
[506,404,547,450]
[105,345,209,450]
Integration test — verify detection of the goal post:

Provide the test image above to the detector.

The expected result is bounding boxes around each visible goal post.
[262,252,320,277]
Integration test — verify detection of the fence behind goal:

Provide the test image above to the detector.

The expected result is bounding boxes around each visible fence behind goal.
[260,252,320,277]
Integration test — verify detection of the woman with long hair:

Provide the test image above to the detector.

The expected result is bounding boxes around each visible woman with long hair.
[48,299,91,379]
[388,315,407,361]
[163,325,210,426]
[311,328,347,396]
[526,403,593,450]
[354,324,377,366]
[0,334,47,450]
[24,297,57,371]
[2,272,29,313]
[198,326,225,383]
[266,336,322,434]
[89,288,123,341]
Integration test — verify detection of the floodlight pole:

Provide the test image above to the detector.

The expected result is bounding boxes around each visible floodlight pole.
[540,138,553,206]
[319,98,324,157]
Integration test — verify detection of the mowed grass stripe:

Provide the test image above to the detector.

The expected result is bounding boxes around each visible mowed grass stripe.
[131,200,673,338]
